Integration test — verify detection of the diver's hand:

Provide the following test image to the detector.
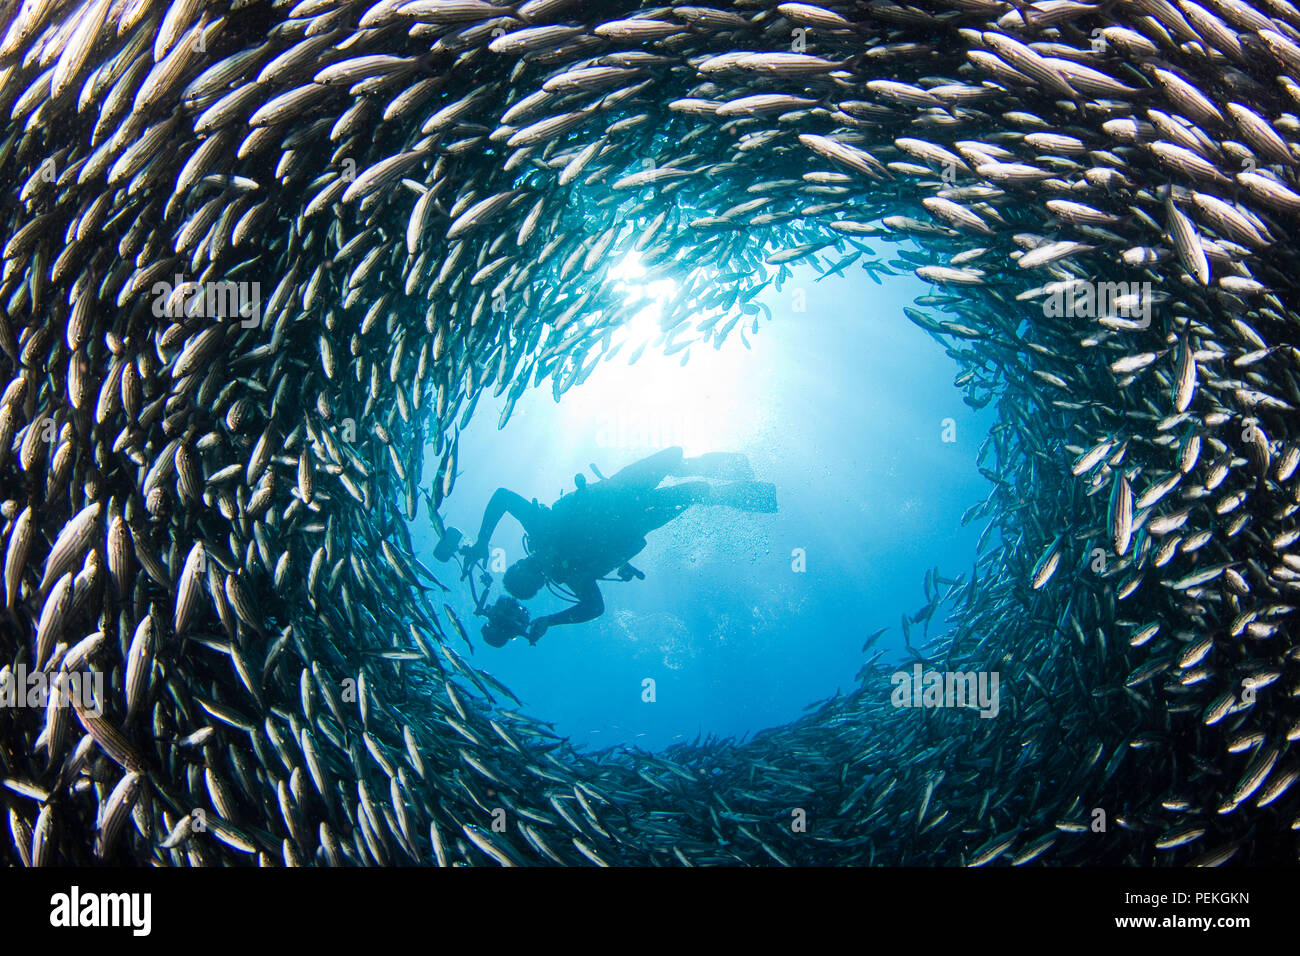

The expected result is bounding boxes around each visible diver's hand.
[527,618,549,645]
[462,538,489,574]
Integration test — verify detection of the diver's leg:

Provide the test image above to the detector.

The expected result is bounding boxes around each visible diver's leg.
[638,481,713,532]
[606,447,685,491]
[709,480,778,513]
[676,452,755,480]
[607,449,756,491]
[637,480,777,534]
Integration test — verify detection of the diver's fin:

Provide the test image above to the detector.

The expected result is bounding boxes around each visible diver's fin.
[713,480,778,513]
[681,452,755,480]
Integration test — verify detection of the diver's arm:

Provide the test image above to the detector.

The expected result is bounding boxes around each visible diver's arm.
[538,581,604,630]
[470,488,541,558]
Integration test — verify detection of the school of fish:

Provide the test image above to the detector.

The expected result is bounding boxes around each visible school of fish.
[1,0,1299,866]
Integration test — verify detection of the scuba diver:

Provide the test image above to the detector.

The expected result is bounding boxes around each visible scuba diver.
[462,447,777,647]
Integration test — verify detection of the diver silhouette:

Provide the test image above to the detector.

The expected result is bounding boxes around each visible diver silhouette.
[466,447,777,646]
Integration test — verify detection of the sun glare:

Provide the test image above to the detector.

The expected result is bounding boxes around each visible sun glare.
[607,250,679,350]
[549,251,765,458]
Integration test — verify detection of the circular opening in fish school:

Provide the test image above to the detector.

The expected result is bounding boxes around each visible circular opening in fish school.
[412,254,996,751]
[3,0,1298,868]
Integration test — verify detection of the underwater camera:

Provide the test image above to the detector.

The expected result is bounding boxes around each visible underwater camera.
[433,525,465,564]
[433,526,531,646]
[481,596,531,648]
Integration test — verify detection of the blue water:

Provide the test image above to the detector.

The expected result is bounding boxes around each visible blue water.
[409,262,995,751]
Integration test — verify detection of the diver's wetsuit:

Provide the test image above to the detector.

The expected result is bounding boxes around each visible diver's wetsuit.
[471,447,776,631]
[536,447,716,586]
